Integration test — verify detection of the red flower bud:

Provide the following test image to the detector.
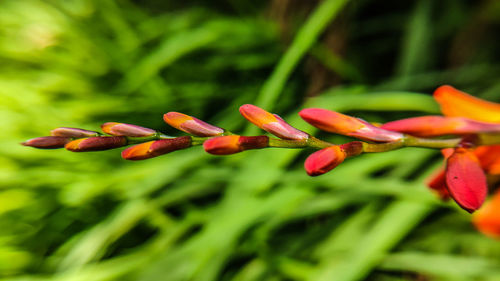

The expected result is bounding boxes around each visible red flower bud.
[50,127,99,138]
[473,190,500,239]
[121,136,192,160]
[22,136,72,149]
[434,85,500,123]
[163,112,224,137]
[381,116,500,137]
[101,122,156,137]
[445,148,488,213]
[239,104,308,140]
[65,136,127,152]
[299,108,403,142]
[304,145,347,176]
[203,135,269,155]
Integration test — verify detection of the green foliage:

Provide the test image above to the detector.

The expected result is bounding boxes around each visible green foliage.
[2,0,500,280]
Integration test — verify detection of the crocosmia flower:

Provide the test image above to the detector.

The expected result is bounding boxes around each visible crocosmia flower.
[163,112,224,137]
[239,104,309,140]
[299,108,403,142]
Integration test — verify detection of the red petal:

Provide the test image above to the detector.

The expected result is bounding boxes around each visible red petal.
[446,148,488,212]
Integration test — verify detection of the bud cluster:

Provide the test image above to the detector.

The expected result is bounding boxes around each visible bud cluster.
[21,85,500,237]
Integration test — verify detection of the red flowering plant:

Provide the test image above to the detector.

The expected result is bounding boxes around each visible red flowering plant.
[23,85,500,237]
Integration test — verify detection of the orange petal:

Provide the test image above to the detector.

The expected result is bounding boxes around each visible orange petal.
[304,146,346,176]
[434,85,500,122]
[474,145,500,175]
[446,148,488,212]
[473,189,500,239]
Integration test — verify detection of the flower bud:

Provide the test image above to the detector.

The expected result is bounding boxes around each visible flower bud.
[121,136,192,160]
[203,135,269,155]
[22,136,72,149]
[446,148,488,213]
[381,116,500,137]
[434,85,500,122]
[304,145,346,176]
[239,104,308,140]
[473,190,500,239]
[163,112,224,137]
[65,136,127,152]
[101,122,156,137]
[50,127,99,138]
[299,108,403,142]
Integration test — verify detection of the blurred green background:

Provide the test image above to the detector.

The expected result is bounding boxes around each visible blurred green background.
[2,0,500,280]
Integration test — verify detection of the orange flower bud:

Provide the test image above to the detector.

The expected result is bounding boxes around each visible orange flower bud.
[50,127,98,138]
[22,136,72,149]
[446,148,488,213]
[163,112,224,137]
[121,136,192,160]
[65,136,127,152]
[304,145,346,176]
[239,104,308,140]
[434,85,500,122]
[299,108,403,142]
[101,122,156,137]
[473,190,500,239]
[203,135,268,155]
[381,116,500,137]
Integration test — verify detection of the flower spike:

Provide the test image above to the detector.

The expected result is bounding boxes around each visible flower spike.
[22,136,72,149]
[445,148,488,213]
[122,136,192,160]
[50,127,99,138]
[163,112,224,137]
[239,104,308,140]
[65,136,127,152]
[299,108,403,142]
[101,122,156,137]
[434,85,500,123]
[203,135,268,155]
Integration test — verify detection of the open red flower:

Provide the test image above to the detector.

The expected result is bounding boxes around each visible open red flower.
[428,86,500,212]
